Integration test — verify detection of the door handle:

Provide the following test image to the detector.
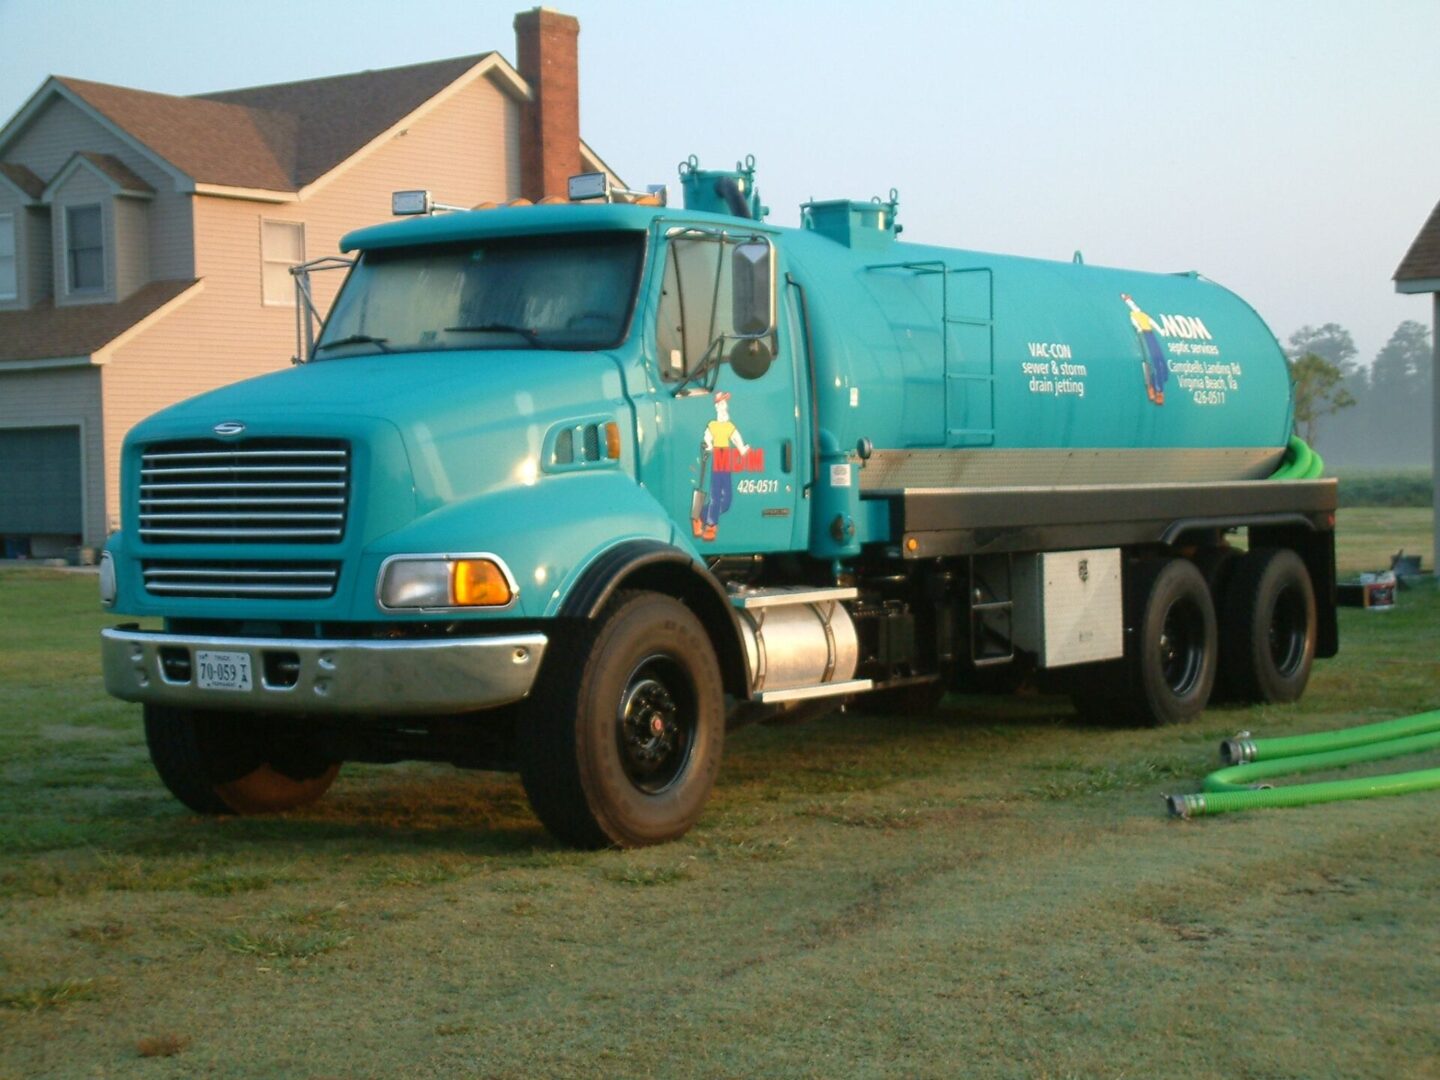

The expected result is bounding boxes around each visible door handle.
[781,439,793,474]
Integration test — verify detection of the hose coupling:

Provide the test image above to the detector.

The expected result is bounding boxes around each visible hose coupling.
[1221,736,1258,765]
[1165,793,1205,818]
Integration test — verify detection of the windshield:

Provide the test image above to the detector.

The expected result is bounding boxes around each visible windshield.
[314,231,646,357]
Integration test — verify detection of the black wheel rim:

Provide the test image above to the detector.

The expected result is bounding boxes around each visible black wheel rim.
[615,654,696,794]
[1268,585,1308,677]
[1158,597,1205,696]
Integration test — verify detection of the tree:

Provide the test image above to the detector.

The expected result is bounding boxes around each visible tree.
[1370,320,1431,395]
[1286,323,1359,374]
[1366,320,1433,466]
[1289,351,1355,445]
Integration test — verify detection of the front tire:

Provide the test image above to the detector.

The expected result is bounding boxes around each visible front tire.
[517,592,724,848]
[143,706,340,814]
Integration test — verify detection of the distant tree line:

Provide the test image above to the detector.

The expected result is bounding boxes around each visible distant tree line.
[1285,320,1433,467]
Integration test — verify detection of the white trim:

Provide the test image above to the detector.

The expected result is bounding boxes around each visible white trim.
[0,415,91,545]
[1395,277,1440,295]
[194,183,299,203]
[62,202,107,295]
[0,355,93,371]
[580,141,626,189]
[41,154,155,202]
[93,279,204,363]
[296,54,533,202]
[0,79,192,190]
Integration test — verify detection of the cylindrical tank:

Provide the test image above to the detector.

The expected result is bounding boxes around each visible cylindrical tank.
[783,202,1293,489]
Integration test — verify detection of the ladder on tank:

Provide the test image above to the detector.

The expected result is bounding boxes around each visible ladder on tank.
[865,261,996,446]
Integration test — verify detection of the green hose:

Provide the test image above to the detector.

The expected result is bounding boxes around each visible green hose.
[1167,710,1440,818]
[1270,435,1325,480]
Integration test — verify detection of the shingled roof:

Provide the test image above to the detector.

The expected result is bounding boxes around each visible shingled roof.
[0,162,44,199]
[52,54,495,192]
[0,279,197,362]
[1395,198,1440,283]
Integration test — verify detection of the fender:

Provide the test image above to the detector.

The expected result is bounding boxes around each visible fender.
[559,538,750,698]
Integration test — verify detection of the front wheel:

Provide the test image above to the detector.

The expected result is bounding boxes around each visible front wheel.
[143,706,340,814]
[517,592,724,848]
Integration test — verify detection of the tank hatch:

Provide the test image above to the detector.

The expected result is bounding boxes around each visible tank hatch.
[801,189,902,250]
[678,154,768,220]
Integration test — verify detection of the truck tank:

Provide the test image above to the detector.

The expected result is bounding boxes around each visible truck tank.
[776,195,1294,491]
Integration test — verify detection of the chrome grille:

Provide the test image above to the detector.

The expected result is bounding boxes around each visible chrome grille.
[139,438,349,544]
[142,561,341,599]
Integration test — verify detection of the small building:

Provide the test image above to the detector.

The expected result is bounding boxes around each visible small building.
[0,8,614,556]
[1393,199,1440,572]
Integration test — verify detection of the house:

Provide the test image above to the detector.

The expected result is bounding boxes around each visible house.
[1392,199,1440,573]
[0,7,616,556]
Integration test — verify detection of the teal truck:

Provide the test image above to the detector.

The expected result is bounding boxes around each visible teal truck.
[100,157,1337,847]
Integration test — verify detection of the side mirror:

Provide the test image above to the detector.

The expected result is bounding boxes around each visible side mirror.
[731,240,773,338]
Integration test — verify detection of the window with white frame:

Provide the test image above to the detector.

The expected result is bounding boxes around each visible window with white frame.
[0,213,16,300]
[66,204,104,291]
[261,219,305,305]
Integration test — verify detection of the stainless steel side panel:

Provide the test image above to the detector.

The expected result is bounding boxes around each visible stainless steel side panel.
[101,628,547,716]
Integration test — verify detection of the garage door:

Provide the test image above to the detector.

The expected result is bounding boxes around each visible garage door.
[0,426,83,534]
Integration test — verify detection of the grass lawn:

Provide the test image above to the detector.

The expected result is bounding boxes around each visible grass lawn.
[0,509,1437,1078]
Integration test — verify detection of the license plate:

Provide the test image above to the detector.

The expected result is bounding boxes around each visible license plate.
[195,650,253,692]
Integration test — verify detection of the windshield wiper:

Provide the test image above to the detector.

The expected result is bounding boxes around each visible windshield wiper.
[445,323,543,346]
[314,334,390,353]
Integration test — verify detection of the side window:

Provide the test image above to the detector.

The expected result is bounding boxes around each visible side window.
[66,205,104,292]
[655,231,775,382]
[0,213,16,300]
[261,220,305,306]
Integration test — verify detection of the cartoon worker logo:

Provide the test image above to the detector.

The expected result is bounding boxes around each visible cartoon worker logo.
[1121,293,1169,406]
[692,391,750,541]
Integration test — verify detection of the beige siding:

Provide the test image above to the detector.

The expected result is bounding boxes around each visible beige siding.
[0,365,107,544]
[295,72,523,315]
[112,195,150,300]
[5,95,195,281]
[49,167,114,303]
[24,205,52,306]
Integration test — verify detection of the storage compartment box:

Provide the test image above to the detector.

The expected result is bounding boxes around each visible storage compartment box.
[1011,548,1123,667]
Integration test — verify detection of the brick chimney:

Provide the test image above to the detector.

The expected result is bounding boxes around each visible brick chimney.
[514,7,581,201]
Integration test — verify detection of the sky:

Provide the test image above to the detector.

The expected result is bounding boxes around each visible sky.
[2,0,1437,364]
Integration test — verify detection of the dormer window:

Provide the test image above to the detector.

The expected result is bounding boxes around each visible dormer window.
[0,213,15,300]
[66,204,104,291]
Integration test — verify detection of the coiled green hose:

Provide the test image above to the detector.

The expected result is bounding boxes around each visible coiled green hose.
[1270,435,1325,480]
[1167,710,1440,818]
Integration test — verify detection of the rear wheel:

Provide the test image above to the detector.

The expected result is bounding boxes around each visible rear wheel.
[1220,548,1316,703]
[1073,558,1217,726]
[143,706,339,814]
[517,592,724,848]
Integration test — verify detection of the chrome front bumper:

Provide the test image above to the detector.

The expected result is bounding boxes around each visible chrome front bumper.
[101,627,547,715]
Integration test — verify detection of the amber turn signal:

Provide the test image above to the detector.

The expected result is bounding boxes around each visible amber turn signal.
[453,559,512,606]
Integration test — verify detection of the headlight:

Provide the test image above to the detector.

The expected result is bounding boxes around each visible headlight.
[98,551,117,607]
[378,554,516,610]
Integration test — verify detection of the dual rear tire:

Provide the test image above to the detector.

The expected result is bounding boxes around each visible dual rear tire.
[1072,547,1316,727]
